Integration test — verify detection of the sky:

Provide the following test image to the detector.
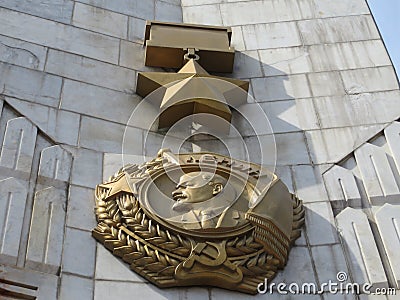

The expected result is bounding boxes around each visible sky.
[367,0,400,79]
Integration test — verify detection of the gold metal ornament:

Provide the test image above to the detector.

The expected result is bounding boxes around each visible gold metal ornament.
[92,149,305,294]
[137,21,249,133]
[144,21,235,72]
[136,59,249,132]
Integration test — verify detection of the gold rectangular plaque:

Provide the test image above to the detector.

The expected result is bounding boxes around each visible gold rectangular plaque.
[144,21,235,72]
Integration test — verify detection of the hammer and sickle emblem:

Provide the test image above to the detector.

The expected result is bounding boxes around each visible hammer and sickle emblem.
[182,240,236,271]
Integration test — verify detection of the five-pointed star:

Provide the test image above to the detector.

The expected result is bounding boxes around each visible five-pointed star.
[98,174,134,200]
[136,59,249,132]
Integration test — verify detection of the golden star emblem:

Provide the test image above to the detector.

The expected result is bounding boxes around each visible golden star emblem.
[98,174,133,200]
[136,59,249,133]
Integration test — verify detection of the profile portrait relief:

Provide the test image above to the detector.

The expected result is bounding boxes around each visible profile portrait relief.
[168,171,247,230]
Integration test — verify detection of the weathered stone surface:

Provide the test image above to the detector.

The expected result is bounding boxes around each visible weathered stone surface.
[259,99,318,132]
[182,0,220,6]
[272,246,317,291]
[103,153,149,181]
[308,40,391,72]
[155,0,183,22]
[5,97,80,146]
[246,132,310,165]
[0,0,74,23]
[94,281,209,300]
[0,265,58,299]
[242,22,302,50]
[38,145,72,182]
[311,244,349,291]
[323,165,362,208]
[0,117,37,172]
[298,0,370,19]
[26,187,67,274]
[62,227,96,277]
[231,103,275,137]
[231,50,263,79]
[341,66,399,95]
[0,7,120,64]
[212,288,321,299]
[119,40,159,72]
[77,0,155,20]
[297,15,380,45]
[182,5,223,25]
[375,204,400,288]
[45,50,136,93]
[73,2,128,38]
[128,17,147,43]
[79,116,143,153]
[313,91,400,129]
[385,122,400,173]
[336,208,388,289]
[273,132,310,165]
[293,165,329,203]
[252,74,311,102]
[69,147,103,189]
[61,80,140,126]
[355,143,399,205]
[306,124,386,164]
[307,72,345,97]
[304,202,338,245]
[59,274,94,300]
[230,26,246,51]
[66,185,96,232]
[0,63,62,107]
[220,0,302,26]
[0,177,27,265]
[259,46,312,76]
[95,245,145,282]
[0,34,47,70]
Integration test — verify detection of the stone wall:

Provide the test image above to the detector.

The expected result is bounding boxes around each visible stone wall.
[0,0,399,299]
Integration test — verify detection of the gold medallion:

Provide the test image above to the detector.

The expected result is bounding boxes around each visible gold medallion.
[92,149,304,294]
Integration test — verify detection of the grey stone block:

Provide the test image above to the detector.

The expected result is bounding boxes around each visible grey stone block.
[293,165,329,202]
[70,147,103,189]
[59,274,94,300]
[155,0,183,22]
[259,46,313,76]
[73,2,128,38]
[0,35,47,70]
[6,97,80,146]
[62,227,96,277]
[183,5,223,25]
[66,185,97,232]
[61,80,141,126]
[298,0,370,19]
[79,116,143,153]
[26,187,67,274]
[0,117,37,172]
[128,17,147,43]
[0,178,28,265]
[0,63,62,107]
[77,0,155,20]
[336,208,388,290]
[341,66,399,95]
[45,50,136,93]
[242,22,301,50]
[0,7,120,64]
[308,40,391,72]
[220,0,302,26]
[297,15,380,45]
[304,202,338,245]
[252,74,311,102]
[0,0,73,23]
